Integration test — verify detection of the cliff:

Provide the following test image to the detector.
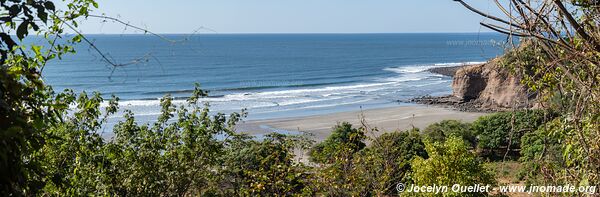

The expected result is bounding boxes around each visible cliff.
[451,58,536,110]
[415,59,537,111]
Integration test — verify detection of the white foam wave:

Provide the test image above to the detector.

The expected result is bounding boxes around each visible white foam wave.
[99,61,478,117]
[245,82,396,96]
[384,61,486,74]
[381,76,426,83]
[103,82,389,114]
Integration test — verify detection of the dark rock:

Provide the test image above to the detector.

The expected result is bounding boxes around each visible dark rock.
[427,66,465,77]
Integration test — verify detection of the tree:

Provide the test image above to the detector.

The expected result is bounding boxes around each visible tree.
[351,130,427,196]
[0,1,194,195]
[454,0,600,185]
[423,120,475,147]
[470,110,548,158]
[0,0,99,194]
[305,122,367,196]
[221,133,311,196]
[518,118,565,185]
[308,122,366,164]
[409,136,496,197]
[29,84,314,196]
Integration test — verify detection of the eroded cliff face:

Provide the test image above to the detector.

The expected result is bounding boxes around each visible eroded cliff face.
[452,59,535,110]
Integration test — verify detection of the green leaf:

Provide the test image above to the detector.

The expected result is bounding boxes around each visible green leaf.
[9,5,20,17]
[31,45,42,55]
[44,1,55,11]
[37,8,48,23]
[30,22,39,31]
[16,21,29,40]
[72,34,82,43]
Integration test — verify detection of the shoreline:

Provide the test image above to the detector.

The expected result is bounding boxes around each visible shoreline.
[236,105,487,142]
[236,63,489,142]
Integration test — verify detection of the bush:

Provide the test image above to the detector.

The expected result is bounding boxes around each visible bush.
[350,129,428,196]
[423,120,475,147]
[30,86,314,196]
[471,110,550,157]
[308,128,427,196]
[221,133,311,196]
[304,122,366,195]
[308,122,366,164]
[409,136,496,197]
[518,117,572,185]
[0,0,98,194]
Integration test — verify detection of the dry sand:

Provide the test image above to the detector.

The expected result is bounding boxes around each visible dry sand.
[236,105,487,142]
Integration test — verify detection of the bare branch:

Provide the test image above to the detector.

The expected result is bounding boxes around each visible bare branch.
[454,0,523,29]
[552,0,600,50]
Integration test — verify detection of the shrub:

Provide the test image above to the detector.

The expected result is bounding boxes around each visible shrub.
[304,122,366,196]
[221,133,311,196]
[471,110,549,157]
[423,120,475,147]
[308,122,366,164]
[29,86,314,196]
[308,128,427,196]
[351,129,427,196]
[0,0,99,194]
[409,136,496,197]
[518,120,563,184]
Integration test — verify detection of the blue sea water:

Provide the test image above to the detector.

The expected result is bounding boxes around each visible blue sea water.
[42,33,508,122]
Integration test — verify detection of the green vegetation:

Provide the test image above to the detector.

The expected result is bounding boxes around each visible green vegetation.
[471,110,549,158]
[410,136,496,197]
[423,120,475,147]
[308,122,366,164]
[518,118,565,185]
[1,0,599,196]
[352,130,427,194]
[222,133,311,196]
[15,87,314,196]
[307,128,428,196]
[457,0,600,188]
[1,0,100,194]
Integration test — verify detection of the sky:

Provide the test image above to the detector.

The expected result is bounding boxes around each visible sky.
[74,0,503,34]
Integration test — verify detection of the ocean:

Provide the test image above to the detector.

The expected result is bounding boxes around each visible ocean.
[42,33,507,123]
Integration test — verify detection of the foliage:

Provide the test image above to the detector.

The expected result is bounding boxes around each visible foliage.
[517,113,599,187]
[221,133,312,196]
[32,91,116,195]
[304,122,366,196]
[3,0,597,195]
[308,122,366,164]
[423,120,475,147]
[307,127,428,196]
[26,85,314,196]
[471,110,549,157]
[456,0,600,186]
[409,136,496,197]
[350,129,427,196]
[500,39,600,185]
[0,0,98,194]
[518,118,565,185]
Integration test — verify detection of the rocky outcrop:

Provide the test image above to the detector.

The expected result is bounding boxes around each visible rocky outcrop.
[452,59,536,110]
[414,58,537,112]
[427,66,464,77]
[452,64,487,102]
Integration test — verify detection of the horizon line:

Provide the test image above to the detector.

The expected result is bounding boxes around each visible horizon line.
[75,31,501,35]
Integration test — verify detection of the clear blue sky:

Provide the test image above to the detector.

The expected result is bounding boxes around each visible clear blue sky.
[76,0,502,34]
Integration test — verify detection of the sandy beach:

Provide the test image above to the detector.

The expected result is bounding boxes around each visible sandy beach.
[237,105,487,142]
